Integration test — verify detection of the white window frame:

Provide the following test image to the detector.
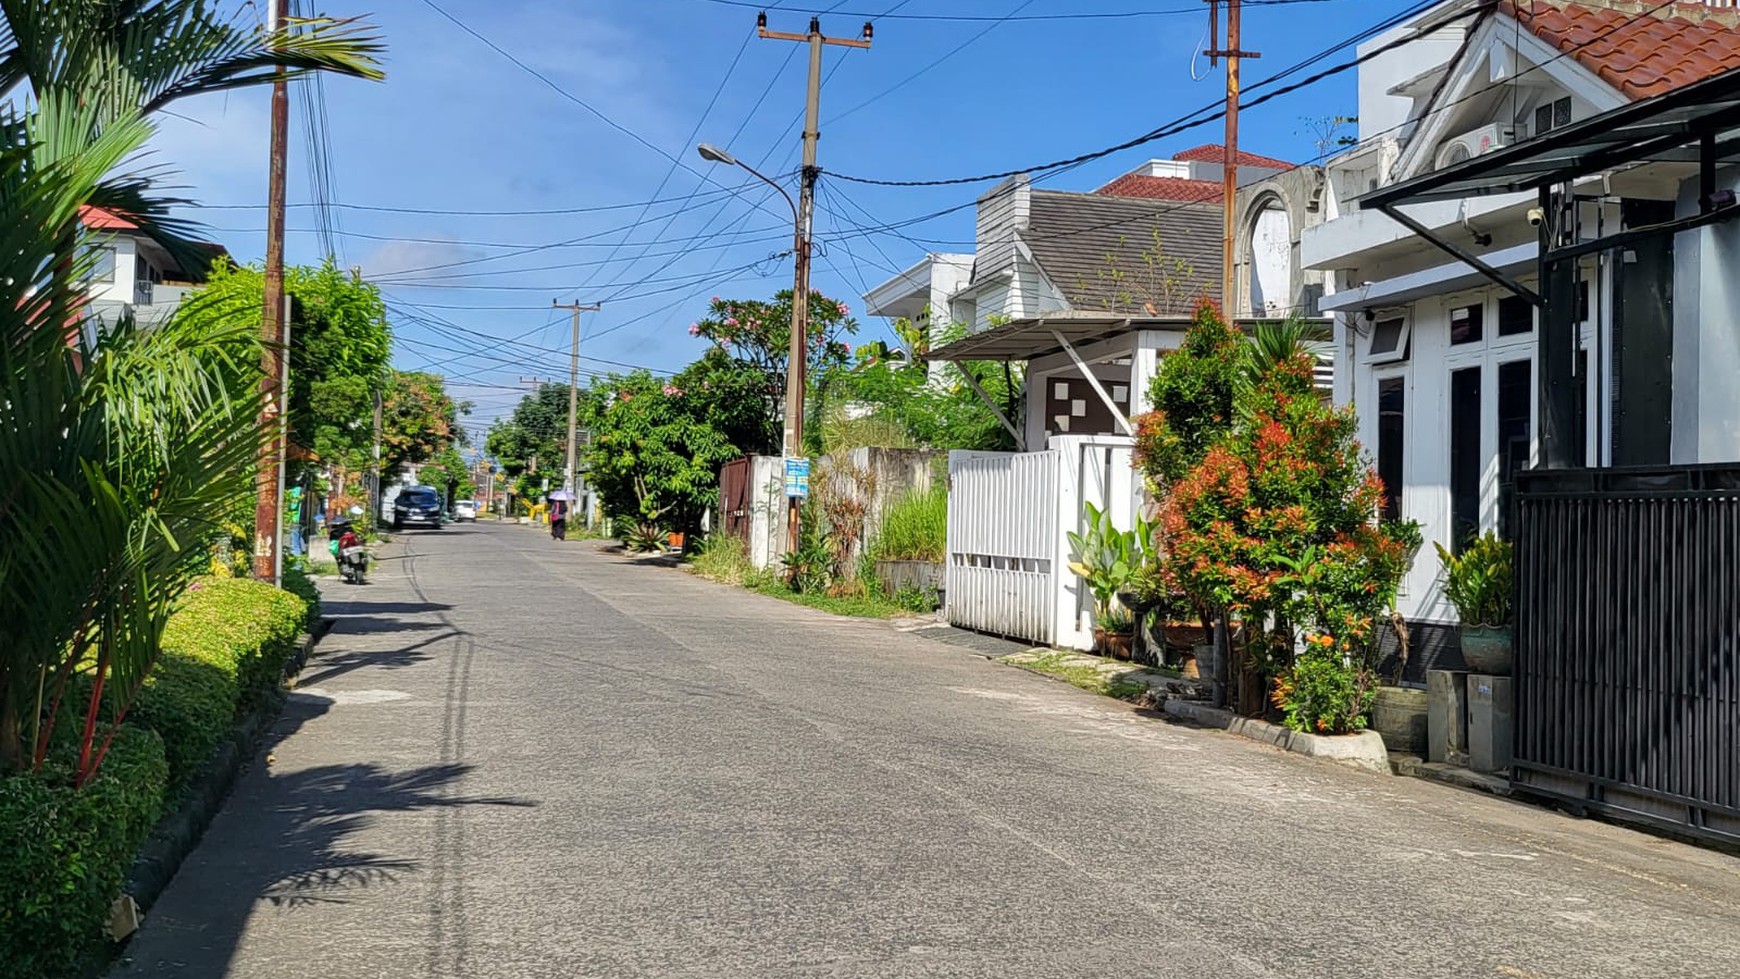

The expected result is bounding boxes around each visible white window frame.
[1361,306,1412,365]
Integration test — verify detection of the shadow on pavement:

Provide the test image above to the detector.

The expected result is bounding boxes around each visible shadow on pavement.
[112,690,537,977]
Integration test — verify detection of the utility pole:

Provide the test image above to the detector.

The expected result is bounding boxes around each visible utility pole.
[1206,0,1259,312]
[756,12,871,557]
[552,300,600,495]
[252,0,290,584]
[370,386,383,527]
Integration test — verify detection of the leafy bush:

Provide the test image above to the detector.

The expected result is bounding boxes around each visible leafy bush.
[1066,501,1153,628]
[689,534,755,585]
[1435,533,1513,627]
[130,579,306,790]
[1272,637,1378,735]
[281,563,322,633]
[0,726,168,978]
[870,482,947,562]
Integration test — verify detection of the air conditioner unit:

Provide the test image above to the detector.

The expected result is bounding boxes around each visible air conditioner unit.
[1435,124,1513,170]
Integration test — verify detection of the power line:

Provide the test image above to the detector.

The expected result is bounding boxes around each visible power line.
[698,0,1339,22]
[826,0,1451,186]
[825,0,1037,124]
[417,0,788,226]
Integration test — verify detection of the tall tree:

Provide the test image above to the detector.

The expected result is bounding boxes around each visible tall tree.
[484,382,570,495]
[190,258,392,471]
[380,370,467,481]
[0,1,384,776]
[580,371,738,540]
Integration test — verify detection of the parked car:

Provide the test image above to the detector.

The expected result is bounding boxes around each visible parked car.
[453,499,478,522]
[393,487,444,530]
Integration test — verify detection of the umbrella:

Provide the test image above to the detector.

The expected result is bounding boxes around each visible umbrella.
[547,490,575,501]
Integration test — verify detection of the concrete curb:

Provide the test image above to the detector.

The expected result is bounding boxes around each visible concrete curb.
[122,628,320,915]
[1161,699,1392,775]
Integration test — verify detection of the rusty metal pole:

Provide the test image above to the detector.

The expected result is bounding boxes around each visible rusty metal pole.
[252,0,290,584]
[1221,0,1242,310]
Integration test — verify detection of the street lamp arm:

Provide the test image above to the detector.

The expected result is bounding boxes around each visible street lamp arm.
[697,142,796,223]
[735,160,798,224]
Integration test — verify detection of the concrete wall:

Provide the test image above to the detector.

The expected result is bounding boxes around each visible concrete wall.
[1235,166,1328,319]
[743,455,787,570]
[849,447,944,559]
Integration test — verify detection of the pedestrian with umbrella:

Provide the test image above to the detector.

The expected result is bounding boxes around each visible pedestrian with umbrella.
[548,490,573,541]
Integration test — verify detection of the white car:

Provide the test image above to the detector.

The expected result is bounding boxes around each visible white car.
[453,499,478,522]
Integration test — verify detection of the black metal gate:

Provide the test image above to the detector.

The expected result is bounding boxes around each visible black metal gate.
[1514,464,1740,845]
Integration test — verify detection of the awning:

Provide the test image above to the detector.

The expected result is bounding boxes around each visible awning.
[1363,68,1740,209]
[1318,243,1536,313]
[926,313,1200,363]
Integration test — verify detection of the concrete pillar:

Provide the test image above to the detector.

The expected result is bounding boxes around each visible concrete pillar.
[1426,669,1469,765]
[1467,674,1515,774]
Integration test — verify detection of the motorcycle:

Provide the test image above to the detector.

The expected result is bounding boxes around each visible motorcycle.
[329,519,368,585]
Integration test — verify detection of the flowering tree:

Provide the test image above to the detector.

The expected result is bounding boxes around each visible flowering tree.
[580,371,738,541]
[690,290,857,448]
[1160,348,1413,733]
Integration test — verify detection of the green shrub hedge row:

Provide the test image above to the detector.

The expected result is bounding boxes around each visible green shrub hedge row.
[0,577,312,978]
[133,579,308,791]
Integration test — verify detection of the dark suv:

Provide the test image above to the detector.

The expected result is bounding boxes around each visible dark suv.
[393,488,444,530]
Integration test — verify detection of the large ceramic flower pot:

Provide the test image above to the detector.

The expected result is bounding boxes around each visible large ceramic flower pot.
[1371,685,1428,754]
[1458,625,1514,675]
[1095,629,1133,661]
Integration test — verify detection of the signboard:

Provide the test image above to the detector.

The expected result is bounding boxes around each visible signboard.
[784,457,811,499]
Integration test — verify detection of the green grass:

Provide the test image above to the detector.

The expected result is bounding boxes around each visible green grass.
[688,534,914,620]
[1009,650,1152,701]
[870,482,948,562]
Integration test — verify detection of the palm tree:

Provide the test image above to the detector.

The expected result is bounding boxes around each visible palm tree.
[0,0,382,778]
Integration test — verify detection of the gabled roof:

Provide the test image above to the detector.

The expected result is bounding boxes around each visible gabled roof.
[1505,0,1740,101]
[79,205,138,230]
[1172,144,1294,169]
[1095,174,1224,203]
[1020,190,1222,314]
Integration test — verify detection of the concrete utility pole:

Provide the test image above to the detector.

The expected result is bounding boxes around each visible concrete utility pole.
[752,12,871,557]
[552,301,600,495]
[1206,0,1260,311]
[252,0,291,584]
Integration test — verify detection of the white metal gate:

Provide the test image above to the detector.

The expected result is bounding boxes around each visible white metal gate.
[945,449,1062,645]
[945,436,1141,649]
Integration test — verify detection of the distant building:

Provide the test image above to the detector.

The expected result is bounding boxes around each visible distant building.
[78,205,228,342]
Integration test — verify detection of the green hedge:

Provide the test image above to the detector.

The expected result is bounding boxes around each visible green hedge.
[0,726,168,978]
[131,578,307,791]
[281,563,322,633]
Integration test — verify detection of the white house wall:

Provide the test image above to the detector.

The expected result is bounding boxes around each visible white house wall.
[1673,166,1740,464]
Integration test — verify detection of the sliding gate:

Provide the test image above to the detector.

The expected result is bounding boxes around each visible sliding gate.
[1514,464,1740,845]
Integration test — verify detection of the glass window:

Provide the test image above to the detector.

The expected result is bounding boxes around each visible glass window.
[1369,317,1406,358]
[1377,377,1405,523]
[1498,295,1534,336]
[1450,367,1482,550]
[83,245,116,283]
[1450,303,1483,345]
[1497,360,1532,539]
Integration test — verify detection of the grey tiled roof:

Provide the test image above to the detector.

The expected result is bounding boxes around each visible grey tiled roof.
[1023,190,1223,315]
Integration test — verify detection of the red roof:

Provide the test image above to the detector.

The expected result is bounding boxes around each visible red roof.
[1505,1,1740,101]
[78,205,139,230]
[1172,144,1294,169]
[1095,174,1224,203]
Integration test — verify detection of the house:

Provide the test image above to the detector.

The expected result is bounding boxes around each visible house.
[78,205,228,339]
[1302,0,1740,679]
[863,150,1331,649]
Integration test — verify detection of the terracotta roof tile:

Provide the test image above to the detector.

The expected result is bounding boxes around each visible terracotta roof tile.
[1172,144,1294,169]
[78,205,138,230]
[1504,0,1740,101]
[1095,174,1224,202]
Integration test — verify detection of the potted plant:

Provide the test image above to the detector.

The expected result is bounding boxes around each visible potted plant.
[1435,532,1515,675]
[1066,501,1146,658]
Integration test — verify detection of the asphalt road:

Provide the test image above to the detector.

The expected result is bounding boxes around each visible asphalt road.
[114,521,1740,978]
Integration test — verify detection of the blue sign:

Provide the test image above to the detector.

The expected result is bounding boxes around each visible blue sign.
[784,457,811,498]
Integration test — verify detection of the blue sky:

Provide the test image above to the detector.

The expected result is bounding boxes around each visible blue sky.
[154,0,1375,432]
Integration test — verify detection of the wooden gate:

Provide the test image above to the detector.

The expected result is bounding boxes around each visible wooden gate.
[719,457,752,542]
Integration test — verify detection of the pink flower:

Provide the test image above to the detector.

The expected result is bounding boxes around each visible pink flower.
[664,384,682,396]
[711,296,720,303]
[725,317,738,327]
[839,302,850,316]
[688,323,701,336]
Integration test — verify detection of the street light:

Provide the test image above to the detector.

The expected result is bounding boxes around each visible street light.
[698,141,810,560]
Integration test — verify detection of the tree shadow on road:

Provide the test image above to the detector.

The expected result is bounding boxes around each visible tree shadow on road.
[112,693,537,977]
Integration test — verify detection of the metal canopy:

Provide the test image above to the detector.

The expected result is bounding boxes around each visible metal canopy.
[924,313,1225,363]
[1363,67,1740,208]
